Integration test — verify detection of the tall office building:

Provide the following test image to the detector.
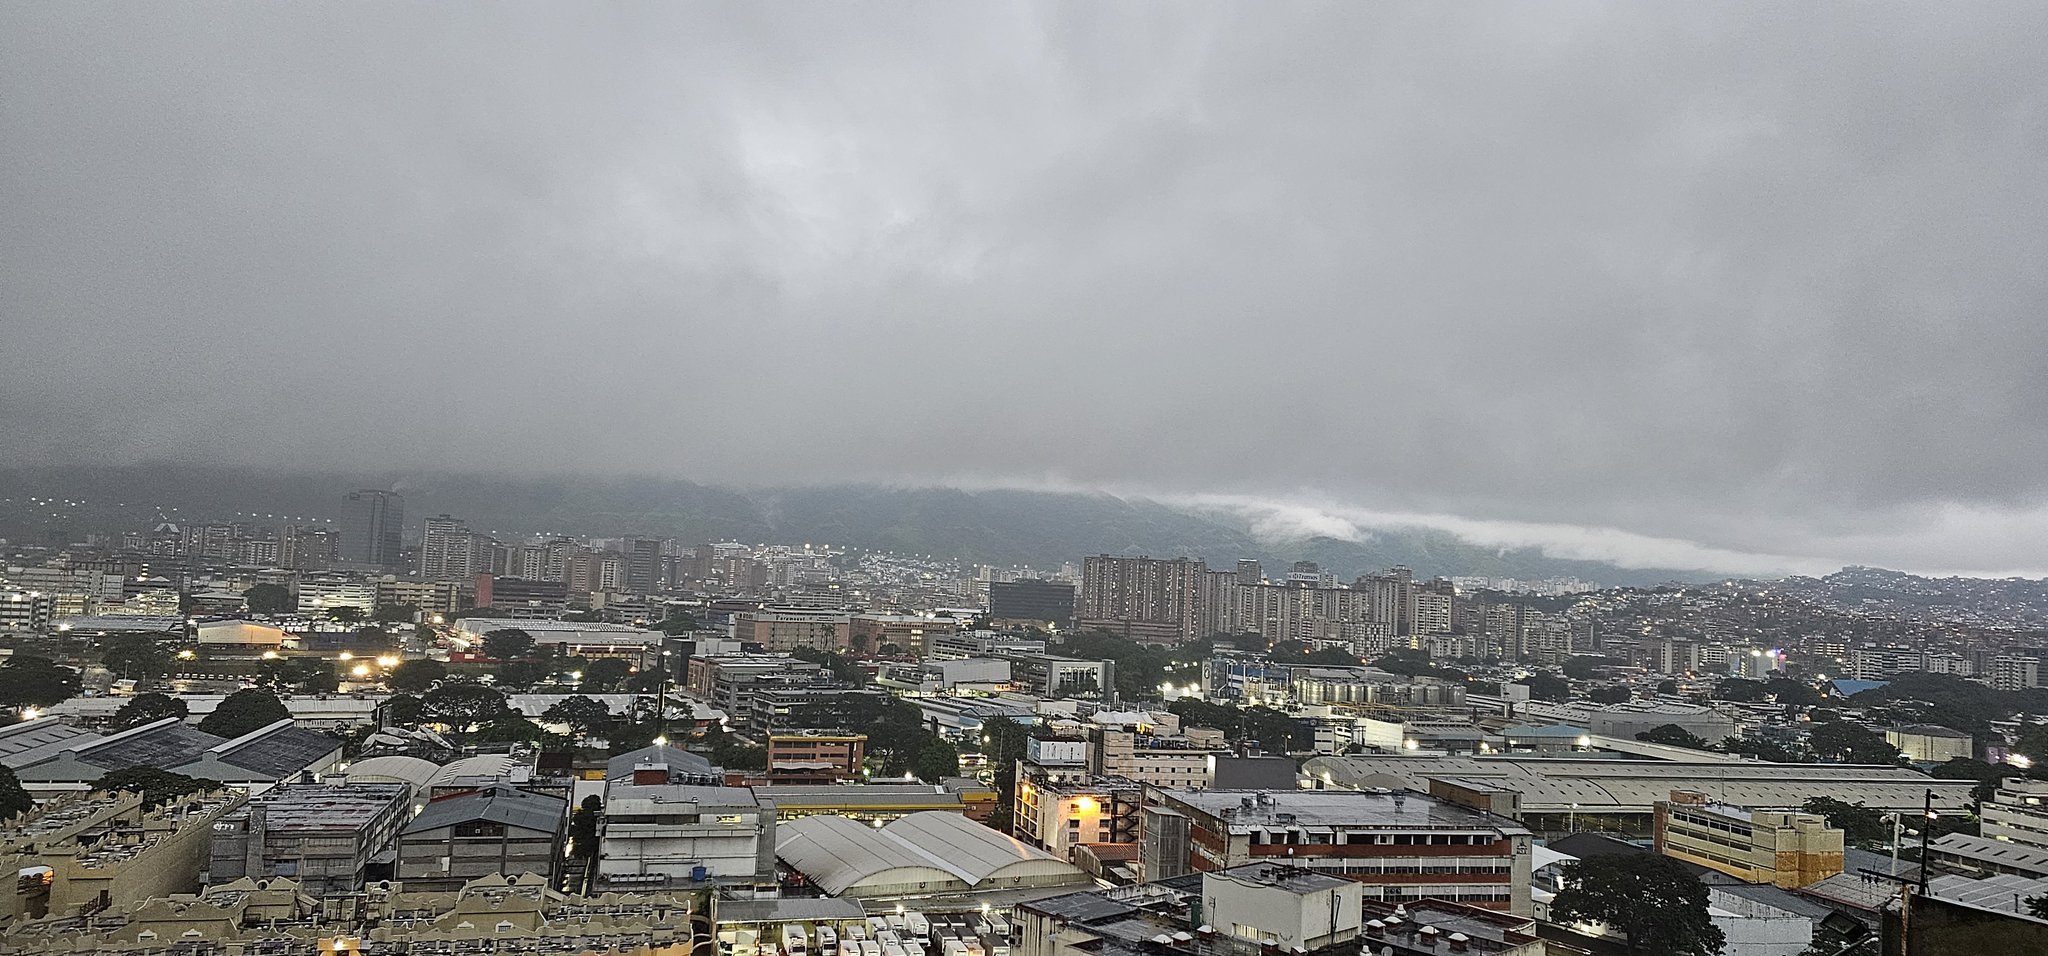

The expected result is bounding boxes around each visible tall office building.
[1234,559,1263,586]
[343,490,405,569]
[622,536,665,595]
[1078,555,1205,644]
[989,579,1077,628]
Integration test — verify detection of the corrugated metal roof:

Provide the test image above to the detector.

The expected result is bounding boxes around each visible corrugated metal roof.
[777,811,1079,896]
[403,785,566,836]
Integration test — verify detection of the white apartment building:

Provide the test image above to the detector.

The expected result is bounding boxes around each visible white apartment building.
[1993,655,2042,691]
[297,578,377,614]
[1982,777,2048,850]
[598,775,777,888]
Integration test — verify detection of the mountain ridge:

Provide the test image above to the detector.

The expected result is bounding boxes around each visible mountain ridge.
[0,464,1722,585]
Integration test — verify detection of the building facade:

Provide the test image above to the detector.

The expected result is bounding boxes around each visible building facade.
[1981,777,2048,850]
[1653,790,1844,888]
[1139,789,1534,914]
[1079,555,1204,645]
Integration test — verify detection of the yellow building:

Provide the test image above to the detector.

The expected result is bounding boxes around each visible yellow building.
[1654,789,1843,888]
[0,788,246,925]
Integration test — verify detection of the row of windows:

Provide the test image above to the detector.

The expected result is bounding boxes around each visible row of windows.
[1250,832,1497,846]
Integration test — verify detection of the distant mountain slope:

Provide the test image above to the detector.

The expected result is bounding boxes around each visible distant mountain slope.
[0,465,1710,585]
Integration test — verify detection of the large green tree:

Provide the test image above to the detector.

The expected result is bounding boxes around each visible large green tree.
[99,636,173,681]
[385,693,423,726]
[569,795,601,860]
[1722,735,1804,762]
[198,688,291,738]
[1516,672,1570,703]
[575,657,634,692]
[913,738,961,782]
[388,659,447,693]
[0,655,82,710]
[543,695,615,739]
[1807,721,1903,765]
[0,766,32,820]
[1636,724,1709,750]
[1551,854,1725,955]
[475,715,551,743]
[243,583,293,615]
[419,683,510,729]
[111,692,188,731]
[982,717,1033,833]
[483,628,536,660]
[326,606,365,626]
[373,603,419,623]
[1587,684,1633,704]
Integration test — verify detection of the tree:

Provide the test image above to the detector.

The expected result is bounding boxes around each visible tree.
[1299,647,1361,667]
[544,696,615,739]
[660,610,699,636]
[1636,724,1709,750]
[1807,721,1903,765]
[2015,724,2048,767]
[1763,678,1822,707]
[475,715,550,743]
[99,636,172,680]
[0,766,31,820]
[493,659,550,689]
[715,742,767,770]
[791,647,866,685]
[1587,684,1633,704]
[0,655,81,710]
[1517,672,1570,703]
[608,720,662,755]
[1551,854,1725,955]
[1369,648,1467,680]
[293,659,340,694]
[419,683,510,729]
[982,717,1032,833]
[484,629,536,660]
[243,583,293,615]
[1803,796,1891,849]
[1931,757,2025,803]
[198,688,291,738]
[569,795,601,859]
[1722,735,1804,762]
[1715,678,1767,702]
[372,603,419,623]
[576,657,633,692]
[388,659,447,693]
[2028,894,2048,921]
[111,692,188,731]
[1656,679,1679,695]
[913,738,961,782]
[93,767,220,809]
[386,693,422,726]
[326,606,366,626]
[1563,656,1620,680]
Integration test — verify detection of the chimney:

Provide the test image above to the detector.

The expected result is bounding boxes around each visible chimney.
[633,763,670,786]
[1447,932,1470,953]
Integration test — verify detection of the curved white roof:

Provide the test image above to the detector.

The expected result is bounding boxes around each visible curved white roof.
[428,754,518,786]
[777,810,1081,897]
[341,755,439,793]
[884,811,1077,885]
[778,815,965,896]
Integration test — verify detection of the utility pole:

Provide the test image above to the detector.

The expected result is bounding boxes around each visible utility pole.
[1919,788,1935,894]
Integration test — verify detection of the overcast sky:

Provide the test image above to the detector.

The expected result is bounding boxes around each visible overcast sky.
[4,4,2045,577]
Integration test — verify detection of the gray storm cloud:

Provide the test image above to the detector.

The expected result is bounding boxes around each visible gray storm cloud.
[3,3,2045,575]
